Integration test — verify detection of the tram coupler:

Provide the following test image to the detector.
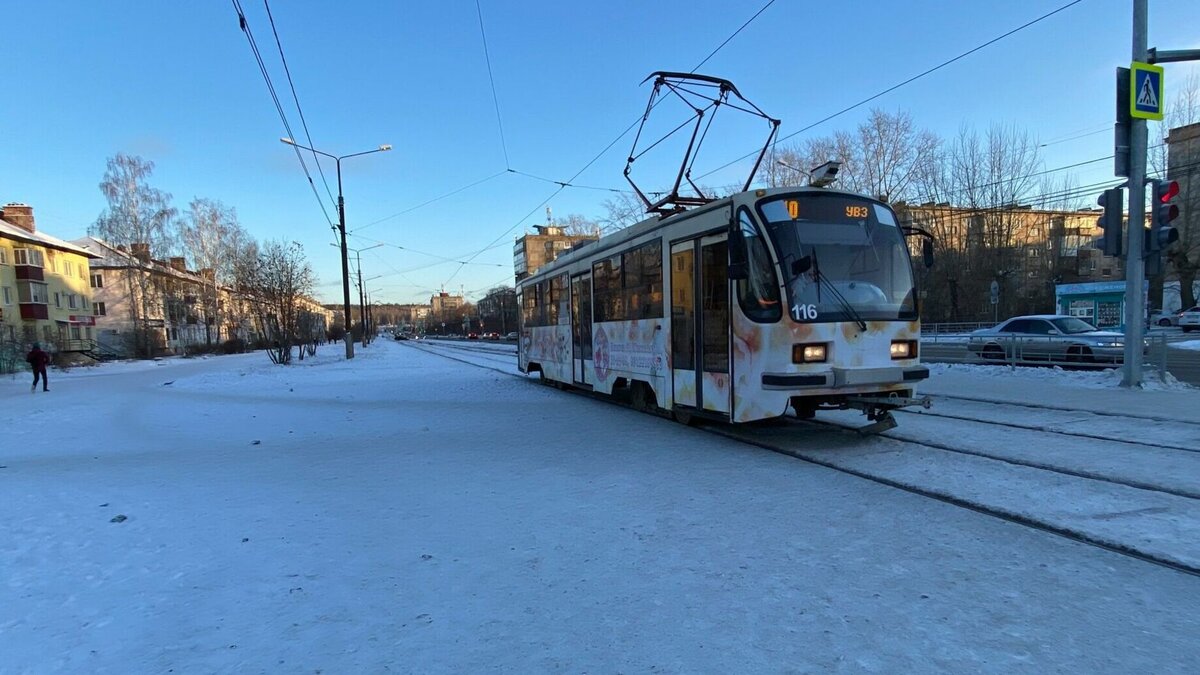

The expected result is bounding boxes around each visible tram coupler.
[842,393,930,435]
[855,412,897,435]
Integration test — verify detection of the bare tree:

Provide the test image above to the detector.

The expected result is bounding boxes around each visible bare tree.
[554,213,601,237]
[248,240,316,365]
[767,109,939,203]
[91,154,177,358]
[180,198,244,346]
[600,192,651,233]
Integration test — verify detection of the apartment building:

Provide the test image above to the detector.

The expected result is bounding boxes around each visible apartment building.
[0,203,99,352]
[73,237,225,357]
[513,225,599,281]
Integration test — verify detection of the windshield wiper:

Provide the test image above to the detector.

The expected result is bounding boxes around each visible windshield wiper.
[809,249,868,333]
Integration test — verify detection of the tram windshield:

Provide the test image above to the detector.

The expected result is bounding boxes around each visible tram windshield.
[757,193,917,323]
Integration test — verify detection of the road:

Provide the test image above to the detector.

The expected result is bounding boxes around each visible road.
[3,341,1198,672]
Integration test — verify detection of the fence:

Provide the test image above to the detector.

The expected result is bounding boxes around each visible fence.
[920,332,1175,381]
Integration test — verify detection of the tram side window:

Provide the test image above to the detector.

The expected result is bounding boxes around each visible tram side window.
[623,240,663,320]
[592,256,623,322]
[521,288,537,326]
[553,274,570,325]
[539,279,554,326]
[735,209,781,322]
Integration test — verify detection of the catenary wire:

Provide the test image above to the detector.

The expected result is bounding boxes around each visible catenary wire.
[263,0,338,210]
[230,0,335,229]
[695,0,1087,182]
[475,0,510,169]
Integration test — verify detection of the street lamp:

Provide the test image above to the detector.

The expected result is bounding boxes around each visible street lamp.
[282,137,392,359]
[333,242,384,346]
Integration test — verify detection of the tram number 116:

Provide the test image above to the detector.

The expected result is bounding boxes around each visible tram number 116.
[792,303,819,321]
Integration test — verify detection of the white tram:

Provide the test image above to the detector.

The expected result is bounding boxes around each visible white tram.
[516,184,933,429]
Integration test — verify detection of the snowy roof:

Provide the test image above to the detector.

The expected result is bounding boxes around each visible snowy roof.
[71,236,205,282]
[0,218,99,258]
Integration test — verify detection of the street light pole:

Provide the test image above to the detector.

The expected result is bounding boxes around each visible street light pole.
[281,138,391,359]
[336,159,353,358]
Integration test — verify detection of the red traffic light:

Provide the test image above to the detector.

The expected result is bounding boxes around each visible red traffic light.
[1157,180,1179,203]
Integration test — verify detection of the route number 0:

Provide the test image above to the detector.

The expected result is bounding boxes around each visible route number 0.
[792,303,818,320]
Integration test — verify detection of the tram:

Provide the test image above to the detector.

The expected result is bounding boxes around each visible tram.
[516,179,934,431]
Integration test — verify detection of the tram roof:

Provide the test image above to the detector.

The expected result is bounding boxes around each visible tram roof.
[520,186,878,286]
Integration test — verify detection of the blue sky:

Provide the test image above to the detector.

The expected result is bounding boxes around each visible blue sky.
[4,0,1199,304]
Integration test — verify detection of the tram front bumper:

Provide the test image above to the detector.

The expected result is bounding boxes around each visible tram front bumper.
[761,365,928,390]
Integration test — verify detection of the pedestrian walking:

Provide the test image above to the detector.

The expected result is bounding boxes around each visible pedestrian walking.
[26,342,50,393]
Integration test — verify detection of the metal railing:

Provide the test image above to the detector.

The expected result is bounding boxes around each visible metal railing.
[920,332,1176,381]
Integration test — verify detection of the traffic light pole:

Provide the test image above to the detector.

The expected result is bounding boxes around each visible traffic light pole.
[1122,0,1148,388]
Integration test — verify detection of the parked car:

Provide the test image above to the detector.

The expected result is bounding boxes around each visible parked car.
[1181,306,1200,333]
[967,314,1146,365]
[504,332,518,340]
[484,332,500,340]
[467,332,479,340]
[1149,309,1180,327]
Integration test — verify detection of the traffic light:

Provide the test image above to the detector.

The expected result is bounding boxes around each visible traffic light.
[1148,179,1181,253]
[1096,187,1124,257]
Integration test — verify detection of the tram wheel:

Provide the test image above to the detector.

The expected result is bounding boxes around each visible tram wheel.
[672,408,695,426]
[630,382,651,412]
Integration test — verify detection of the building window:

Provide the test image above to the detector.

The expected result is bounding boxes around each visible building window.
[71,325,81,340]
[1101,268,1112,277]
[91,273,103,288]
[82,297,90,310]
[93,302,107,316]
[69,294,78,309]
[0,248,8,264]
[13,248,45,267]
[54,292,62,308]
[2,286,11,305]
[64,261,73,277]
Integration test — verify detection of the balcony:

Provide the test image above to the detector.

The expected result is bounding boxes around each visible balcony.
[19,303,49,320]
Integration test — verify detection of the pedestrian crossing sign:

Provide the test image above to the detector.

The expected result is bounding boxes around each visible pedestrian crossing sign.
[1130,61,1164,120]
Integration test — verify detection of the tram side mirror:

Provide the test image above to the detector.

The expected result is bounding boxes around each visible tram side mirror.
[791,256,812,277]
[728,223,748,280]
[921,239,935,268]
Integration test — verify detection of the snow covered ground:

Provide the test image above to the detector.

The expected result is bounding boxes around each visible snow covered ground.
[3,342,1200,673]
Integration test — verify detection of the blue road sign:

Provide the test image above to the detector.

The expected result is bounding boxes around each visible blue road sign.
[1130,62,1164,120]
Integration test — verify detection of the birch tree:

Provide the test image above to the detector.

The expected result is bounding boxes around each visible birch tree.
[180,198,244,345]
[249,240,315,365]
[91,154,177,357]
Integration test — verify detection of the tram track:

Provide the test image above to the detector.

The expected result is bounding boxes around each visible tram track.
[796,416,1200,501]
[895,407,1200,455]
[403,340,1200,578]
[926,392,1200,428]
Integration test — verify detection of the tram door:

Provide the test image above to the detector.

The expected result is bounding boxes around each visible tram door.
[571,273,593,385]
[670,235,730,414]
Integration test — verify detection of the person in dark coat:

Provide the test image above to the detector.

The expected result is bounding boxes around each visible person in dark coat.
[26,343,50,392]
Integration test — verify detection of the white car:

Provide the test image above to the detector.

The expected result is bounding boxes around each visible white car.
[1180,306,1200,333]
[1149,309,1180,327]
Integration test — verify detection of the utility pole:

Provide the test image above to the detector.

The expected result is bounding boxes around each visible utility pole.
[1122,0,1148,387]
[280,138,391,359]
[355,249,367,346]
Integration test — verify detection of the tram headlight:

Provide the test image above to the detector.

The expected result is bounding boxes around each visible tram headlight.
[793,342,827,363]
[890,340,918,360]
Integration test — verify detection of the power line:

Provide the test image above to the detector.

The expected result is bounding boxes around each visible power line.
[697,0,1086,182]
[262,0,338,210]
[230,0,334,229]
[409,2,779,284]
[691,0,777,72]
[508,169,632,193]
[475,0,510,169]
[352,170,508,232]
[442,186,565,288]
